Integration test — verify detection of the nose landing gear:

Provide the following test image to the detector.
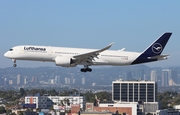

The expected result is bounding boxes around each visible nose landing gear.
[12,59,17,67]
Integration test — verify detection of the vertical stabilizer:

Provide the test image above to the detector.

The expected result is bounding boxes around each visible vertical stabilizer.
[132,32,172,64]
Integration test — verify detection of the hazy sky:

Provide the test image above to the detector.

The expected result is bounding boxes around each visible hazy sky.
[0,1,180,68]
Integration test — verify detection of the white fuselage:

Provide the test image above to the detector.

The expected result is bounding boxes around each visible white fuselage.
[4,32,172,71]
[4,45,141,66]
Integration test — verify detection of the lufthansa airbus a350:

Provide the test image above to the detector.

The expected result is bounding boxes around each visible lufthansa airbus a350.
[4,33,172,72]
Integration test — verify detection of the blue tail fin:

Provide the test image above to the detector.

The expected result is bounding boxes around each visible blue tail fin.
[132,32,172,64]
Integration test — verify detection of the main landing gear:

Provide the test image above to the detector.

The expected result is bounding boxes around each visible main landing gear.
[12,59,17,67]
[81,65,92,72]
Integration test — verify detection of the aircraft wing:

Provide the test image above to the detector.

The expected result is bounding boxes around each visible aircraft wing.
[73,43,114,63]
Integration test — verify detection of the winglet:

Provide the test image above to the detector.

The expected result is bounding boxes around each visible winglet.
[107,42,114,49]
[98,42,114,52]
[107,42,114,47]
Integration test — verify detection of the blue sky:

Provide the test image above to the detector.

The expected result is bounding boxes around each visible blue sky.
[0,1,180,68]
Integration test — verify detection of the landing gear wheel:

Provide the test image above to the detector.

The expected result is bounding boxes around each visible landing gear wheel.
[80,66,92,72]
[87,68,92,72]
[13,64,17,67]
[81,68,86,72]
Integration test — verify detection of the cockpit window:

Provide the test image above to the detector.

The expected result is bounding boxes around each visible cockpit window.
[9,49,13,51]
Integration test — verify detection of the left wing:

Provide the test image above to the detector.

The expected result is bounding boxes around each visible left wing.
[73,42,114,64]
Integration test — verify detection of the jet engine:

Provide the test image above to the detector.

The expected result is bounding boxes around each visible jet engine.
[55,56,76,67]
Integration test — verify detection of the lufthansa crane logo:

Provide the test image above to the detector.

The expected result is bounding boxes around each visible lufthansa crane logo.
[152,43,163,54]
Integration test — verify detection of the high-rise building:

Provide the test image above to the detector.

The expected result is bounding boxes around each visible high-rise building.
[9,80,13,85]
[24,77,28,85]
[65,78,68,84]
[50,79,55,84]
[112,79,157,102]
[171,70,178,84]
[150,70,157,82]
[162,69,170,86]
[64,78,70,84]
[92,82,96,86]
[55,76,60,84]
[82,77,85,85]
[4,78,8,86]
[32,76,38,84]
[72,78,75,84]
[112,79,158,114]
[17,74,22,85]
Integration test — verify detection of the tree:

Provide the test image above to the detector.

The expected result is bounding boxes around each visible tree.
[82,91,95,102]
[48,89,58,96]
[10,113,16,115]
[20,88,26,97]
[0,106,6,114]
[18,111,24,115]
[6,108,12,115]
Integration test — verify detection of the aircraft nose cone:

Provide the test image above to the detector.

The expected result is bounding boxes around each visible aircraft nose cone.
[4,52,8,58]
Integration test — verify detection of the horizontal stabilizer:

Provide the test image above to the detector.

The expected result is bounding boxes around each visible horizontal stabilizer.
[147,54,169,59]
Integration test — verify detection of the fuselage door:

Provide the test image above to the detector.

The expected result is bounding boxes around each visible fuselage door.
[47,47,54,56]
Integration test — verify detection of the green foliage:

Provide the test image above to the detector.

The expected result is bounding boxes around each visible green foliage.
[82,91,95,102]
[158,91,179,109]
[8,113,16,115]
[6,108,12,115]
[81,91,112,102]
[47,89,58,96]
[95,91,112,101]
[0,106,6,114]
[27,89,46,95]
[59,89,78,96]
[0,90,21,102]
[20,88,26,97]
[173,94,180,105]
[26,89,58,96]
[18,111,24,115]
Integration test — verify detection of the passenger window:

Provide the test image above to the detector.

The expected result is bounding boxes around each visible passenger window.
[9,49,13,51]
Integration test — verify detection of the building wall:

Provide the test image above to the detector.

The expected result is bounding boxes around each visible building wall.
[112,80,157,102]
[162,69,170,86]
[25,96,39,108]
[25,96,85,109]
[94,107,132,115]
[112,80,158,114]
[144,102,158,114]
[48,96,85,109]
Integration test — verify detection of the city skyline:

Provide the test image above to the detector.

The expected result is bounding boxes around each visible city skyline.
[0,1,180,68]
[1,65,180,92]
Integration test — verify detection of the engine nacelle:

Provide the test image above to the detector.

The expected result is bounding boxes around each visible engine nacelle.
[55,56,76,67]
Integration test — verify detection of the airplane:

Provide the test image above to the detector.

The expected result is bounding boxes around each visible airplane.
[4,32,172,72]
